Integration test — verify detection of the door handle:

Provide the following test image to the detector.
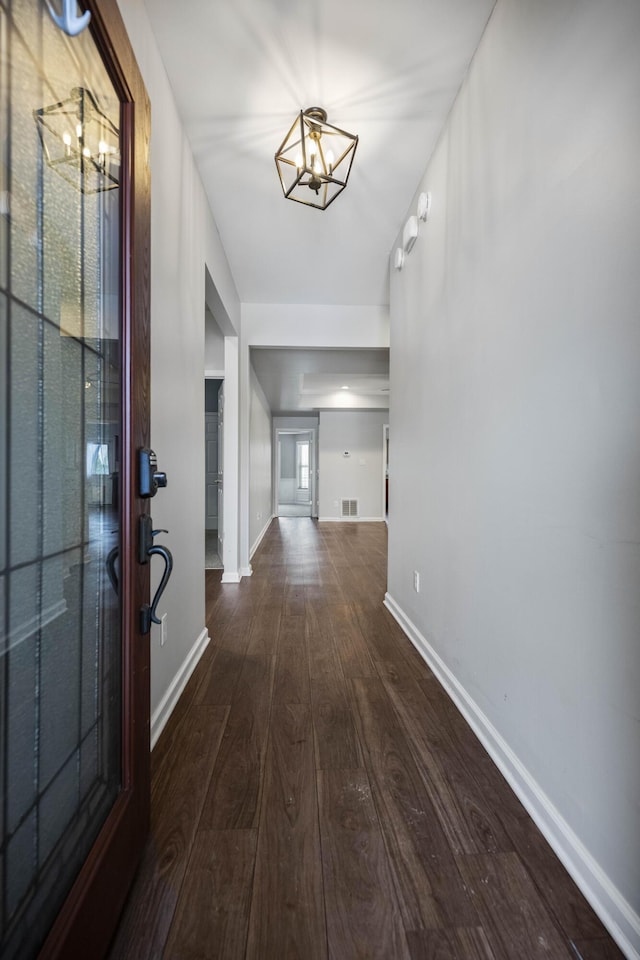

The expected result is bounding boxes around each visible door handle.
[138,514,174,634]
[140,544,173,634]
[106,546,119,595]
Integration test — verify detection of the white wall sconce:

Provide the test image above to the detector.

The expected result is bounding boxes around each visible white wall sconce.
[394,247,404,270]
[403,215,418,253]
[417,191,431,221]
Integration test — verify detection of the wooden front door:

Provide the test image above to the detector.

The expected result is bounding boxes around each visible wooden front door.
[0,2,151,957]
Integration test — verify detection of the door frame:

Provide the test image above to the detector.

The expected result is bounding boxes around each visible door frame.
[40,2,151,956]
[274,428,317,517]
[204,411,219,531]
[382,423,389,523]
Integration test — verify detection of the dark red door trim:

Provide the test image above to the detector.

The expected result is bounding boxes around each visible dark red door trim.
[39,2,151,956]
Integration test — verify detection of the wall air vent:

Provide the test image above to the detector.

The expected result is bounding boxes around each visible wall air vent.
[341,498,359,518]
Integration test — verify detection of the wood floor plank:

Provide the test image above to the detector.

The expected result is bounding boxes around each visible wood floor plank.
[246,703,327,960]
[305,599,342,681]
[111,520,623,960]
[195,645,248,706]
[206,579,241,627]
[245,606,281,656]
[406,927,497,960]
[283,581,306,617]
[199,654,275,830]
[417,677,528,824]
[351,676,477,930]
[415,681,614,945]
[456,852,575,960]
[398,636,437,679]
[310,676,362,770]
[496,807,613,943]
[108,705,229,960]
[381,672,512,856]
[330,603,377,679]
[318,767,410,959]
[273,614,310,703]
[162,829,257,960]
[151,639,215,781]
[355,600,417,662]
[570,939,628,959]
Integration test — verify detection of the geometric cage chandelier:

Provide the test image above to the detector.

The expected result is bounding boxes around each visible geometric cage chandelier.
[33,85,120,195]
[274,107,358,210]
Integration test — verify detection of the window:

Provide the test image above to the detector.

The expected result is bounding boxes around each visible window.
[297,441,309,490]
[87,441,110,476]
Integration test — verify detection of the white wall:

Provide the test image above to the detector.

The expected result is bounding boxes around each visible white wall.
[117,0,240,742]
[248,367,272,556]
[387,1,640,955]
[319,411,387,521]
[204,307,224,374]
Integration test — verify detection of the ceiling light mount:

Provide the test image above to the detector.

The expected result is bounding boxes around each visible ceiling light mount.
[275,106,358,210]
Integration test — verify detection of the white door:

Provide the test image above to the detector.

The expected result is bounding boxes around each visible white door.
[217,382,224,560]
[205,413,218,530]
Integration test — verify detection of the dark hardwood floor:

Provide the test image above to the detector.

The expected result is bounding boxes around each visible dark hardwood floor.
[108,519,624,960]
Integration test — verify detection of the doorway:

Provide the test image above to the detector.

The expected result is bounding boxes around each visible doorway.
[275,429,315,517]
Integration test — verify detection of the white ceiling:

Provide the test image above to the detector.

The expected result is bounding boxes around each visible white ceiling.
[250,347,389,413]
[143,0,495,307]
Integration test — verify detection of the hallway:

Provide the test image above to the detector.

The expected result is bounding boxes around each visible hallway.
[109,520,622,960]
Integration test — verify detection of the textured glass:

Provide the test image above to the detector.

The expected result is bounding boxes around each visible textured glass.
[9,304,39,566]
[0,8,8,292]
[0,4,122,957]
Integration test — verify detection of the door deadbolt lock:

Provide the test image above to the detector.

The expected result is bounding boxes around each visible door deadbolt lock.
[139,447,168,498]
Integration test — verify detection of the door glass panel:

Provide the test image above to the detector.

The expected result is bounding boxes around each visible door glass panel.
[0,3,122,957]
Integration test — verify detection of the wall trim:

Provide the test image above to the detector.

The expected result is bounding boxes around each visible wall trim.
[317,516,385,523]
[383,592,640,960]
[250,516,273,560]
[239,565,253,578]
[150,628,210,750]
[221,571,241,583]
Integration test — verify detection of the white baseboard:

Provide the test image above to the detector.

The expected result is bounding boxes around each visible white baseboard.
[384,592,640,960]
[317,516,385,523]
[150,628,210,751]
[239,565,253,578]
[250,516,273,560]
[221,571,241,583]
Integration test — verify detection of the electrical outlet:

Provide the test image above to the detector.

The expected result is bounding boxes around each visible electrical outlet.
[413,570,420,593]
[161,613,167,646]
